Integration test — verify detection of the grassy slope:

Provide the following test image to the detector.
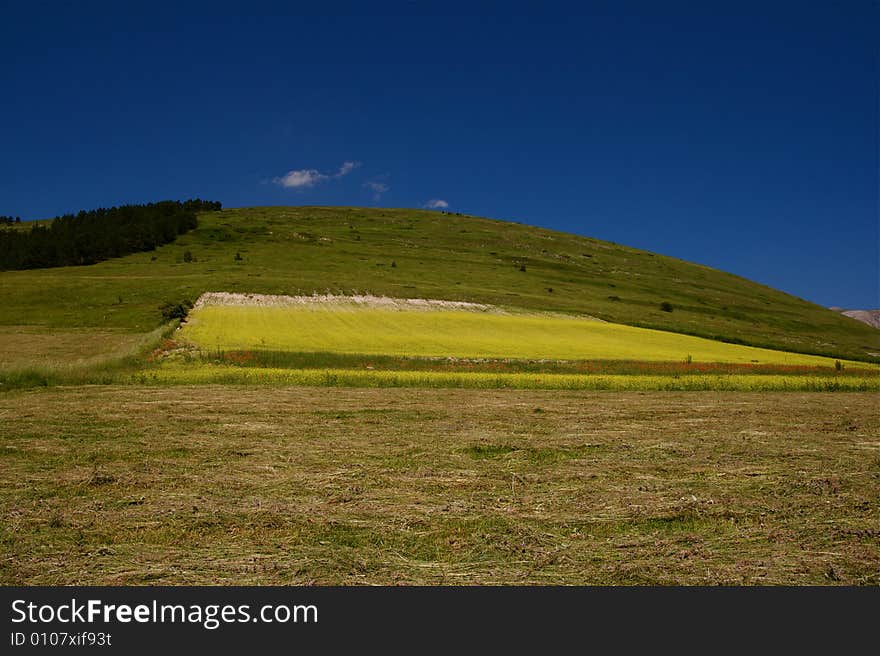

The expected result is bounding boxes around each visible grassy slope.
[1,206,877,362]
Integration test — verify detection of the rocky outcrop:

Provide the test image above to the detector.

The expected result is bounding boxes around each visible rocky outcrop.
[835,309,880,329]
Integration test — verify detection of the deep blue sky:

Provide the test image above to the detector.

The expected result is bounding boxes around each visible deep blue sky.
[2,1,877,308]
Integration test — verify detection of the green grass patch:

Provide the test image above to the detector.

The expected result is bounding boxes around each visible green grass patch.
[463,444,519,459]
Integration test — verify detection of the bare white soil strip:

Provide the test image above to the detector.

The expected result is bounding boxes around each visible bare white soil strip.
[194,292,495,312]
[191,292,606,321]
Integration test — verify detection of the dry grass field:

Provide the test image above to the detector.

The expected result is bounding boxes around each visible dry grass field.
[2,386,877,585]
[0,327,153,369]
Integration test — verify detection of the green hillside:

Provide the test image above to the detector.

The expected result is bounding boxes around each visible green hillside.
[1,206,877,362]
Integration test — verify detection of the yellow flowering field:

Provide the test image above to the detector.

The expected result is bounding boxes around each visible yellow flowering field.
[180,304,865,367]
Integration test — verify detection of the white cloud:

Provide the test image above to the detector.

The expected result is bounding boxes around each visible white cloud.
[337,161,361,177]
[424,199,449,209]
[275,169,327,189]
[364,181,389,201]
[274,160,361,189]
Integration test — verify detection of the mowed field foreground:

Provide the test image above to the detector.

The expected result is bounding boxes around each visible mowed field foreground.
[2,386,877,585]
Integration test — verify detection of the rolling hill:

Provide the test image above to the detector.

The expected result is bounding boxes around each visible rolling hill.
[1,206,878,364]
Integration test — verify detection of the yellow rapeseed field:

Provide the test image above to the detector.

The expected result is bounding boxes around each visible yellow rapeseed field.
[180,304,863,367]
